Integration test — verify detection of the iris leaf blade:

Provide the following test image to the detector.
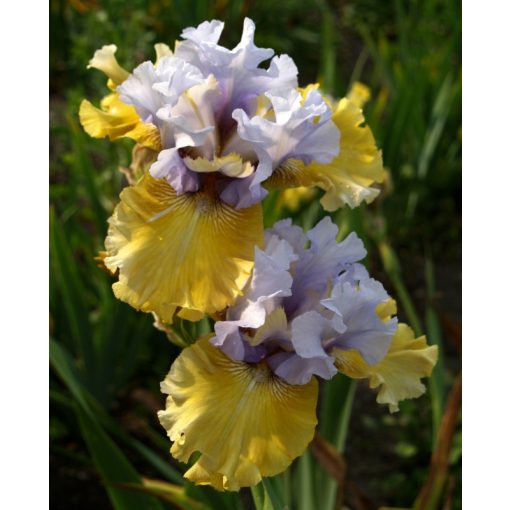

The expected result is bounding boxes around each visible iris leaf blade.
[76,406,166,510]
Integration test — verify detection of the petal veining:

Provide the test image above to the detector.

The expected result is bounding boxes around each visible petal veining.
[104,174,263,322]
[158,336,319,491]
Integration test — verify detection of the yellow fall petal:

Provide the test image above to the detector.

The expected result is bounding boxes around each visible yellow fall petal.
[334,323,438,413]
[158,337,319,491]
[266,97,384,211]
[87,44,129,86]
[104,174,264,322]
[308,97,384,210]
[79,93,161,151]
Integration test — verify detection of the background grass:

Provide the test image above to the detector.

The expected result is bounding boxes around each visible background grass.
[50,1,461,508]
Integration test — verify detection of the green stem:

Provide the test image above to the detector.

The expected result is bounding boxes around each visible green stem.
[320,377,356,510]
[378,240,423,335]
[424,256,446,443]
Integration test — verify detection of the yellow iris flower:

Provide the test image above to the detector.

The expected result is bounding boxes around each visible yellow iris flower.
[79,45,264,321]
[157,227,436,492]
[78,22,438,496]
[79,42,383,325]
[158,322,436,490]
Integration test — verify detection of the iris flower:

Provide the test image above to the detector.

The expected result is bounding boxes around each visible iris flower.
[158,217,438,491]
[79,18,385,322]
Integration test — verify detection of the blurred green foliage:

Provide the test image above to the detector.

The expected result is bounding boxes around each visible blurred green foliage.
[50,1,461,509]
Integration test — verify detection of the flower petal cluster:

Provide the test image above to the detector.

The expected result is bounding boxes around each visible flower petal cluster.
[79,18,386,322]
[114,18,336,208]
[211,217,398,384]
[158,218,437,490]
[265,88,385,210]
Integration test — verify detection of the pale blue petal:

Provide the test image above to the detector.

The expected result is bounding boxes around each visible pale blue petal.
[268,351,337,385]
[232,87,339,186]
[290,311,344,359]
[219,173,268,209]
[267,219,307,256]
[321,278,398,365]
[181,20,224,46]
[211,236,297,357]
[149,148,200,193]
[118,57,205,129]
[175,18,297,115]
[285,217,365,316]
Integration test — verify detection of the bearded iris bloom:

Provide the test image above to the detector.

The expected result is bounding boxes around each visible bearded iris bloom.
[79,18,385,322]
[158,217,438,491]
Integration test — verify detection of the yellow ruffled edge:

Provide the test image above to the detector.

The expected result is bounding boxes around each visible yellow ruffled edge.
[334,323,438,412]
[158,336,319,491]
[265,87,384,211]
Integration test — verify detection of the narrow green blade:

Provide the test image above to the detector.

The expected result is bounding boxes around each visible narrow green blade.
[76,407,165,510]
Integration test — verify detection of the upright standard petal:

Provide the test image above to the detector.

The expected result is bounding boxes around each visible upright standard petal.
[334,323,438,412]
[181,19,225,47]
[158,337,318,491]
[267,218,308,256]
[321,278,397,365]
[211,234,297,360]
[117,57,205,127]
[104,174,263,322]
[157,75,220,154]
[176,18,298,113]
[266,96,384,211]
[284,216,366,316]
[233,87,339,186]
